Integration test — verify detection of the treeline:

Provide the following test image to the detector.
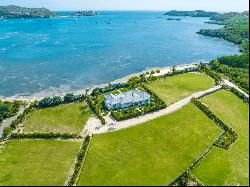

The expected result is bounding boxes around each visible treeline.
[0,100,23,124]
[210,60,249,93]
[37,93,85,108]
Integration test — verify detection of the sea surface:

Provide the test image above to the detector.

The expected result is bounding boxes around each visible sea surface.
[0,11,239,97]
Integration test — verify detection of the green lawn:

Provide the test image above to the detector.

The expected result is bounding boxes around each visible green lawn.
[193,90,249,186]
[78,103,222,186]
[0,140,81,186]
[146,73,214,105]
[23,102,91,134]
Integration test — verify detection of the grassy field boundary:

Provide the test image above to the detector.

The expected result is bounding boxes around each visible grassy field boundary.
[66,135,92,186]
[222,85,249,104]
[169,96,240,186]
[168,131,224,186]
[10,132,81,140]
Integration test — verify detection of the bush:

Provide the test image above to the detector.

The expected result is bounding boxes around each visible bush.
[2,127,12,138]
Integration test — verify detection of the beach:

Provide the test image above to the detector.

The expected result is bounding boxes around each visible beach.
[0,62,200,102]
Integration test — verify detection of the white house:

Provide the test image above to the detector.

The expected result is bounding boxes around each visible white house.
[104,89,151,110]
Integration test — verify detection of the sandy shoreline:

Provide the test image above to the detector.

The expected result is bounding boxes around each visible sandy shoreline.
[0,62,202,102]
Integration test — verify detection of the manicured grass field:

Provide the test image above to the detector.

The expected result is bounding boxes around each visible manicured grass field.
[23,102,91,134]
[0,140,81,186]
[78,103,222,186]
[193,90,249,186]
[146,73,214,105]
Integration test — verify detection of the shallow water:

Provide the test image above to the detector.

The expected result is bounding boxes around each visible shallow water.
[0,11,239,97]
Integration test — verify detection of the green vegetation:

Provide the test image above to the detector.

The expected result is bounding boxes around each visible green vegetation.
[210,58,249,93]
[0,5,56,19]
[198,13,249,93]
[146,73,214,105]
[193,90,249,186]
[0,100,23,124]
[24,102,91,134]
[164,10,218,17]
[68,136,91,186]
[198,14,249,45]
[78,104,222,186]
[0,140,81,186]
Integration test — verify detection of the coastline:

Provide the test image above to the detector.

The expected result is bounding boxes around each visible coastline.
[0,62,204,102]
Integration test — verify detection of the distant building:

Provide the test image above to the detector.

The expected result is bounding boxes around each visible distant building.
[104,89,151,110]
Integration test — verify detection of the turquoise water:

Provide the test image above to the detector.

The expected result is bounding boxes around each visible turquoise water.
[0,11,239,97]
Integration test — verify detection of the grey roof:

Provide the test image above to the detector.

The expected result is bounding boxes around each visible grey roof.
[104,89,150,105]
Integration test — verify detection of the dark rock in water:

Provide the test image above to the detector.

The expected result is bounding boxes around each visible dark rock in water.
[71,11,98,17]
[166,18,181,21]
[0,5,56,19]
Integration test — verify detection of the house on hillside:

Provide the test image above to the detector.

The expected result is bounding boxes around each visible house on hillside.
[104,89,151,110]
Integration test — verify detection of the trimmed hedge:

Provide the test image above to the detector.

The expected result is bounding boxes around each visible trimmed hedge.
[67,135,91,186]
[214,130,238,150]
[10,102,36,130]
[91,83,128,97]
[10,132,79,139]
[169,170,202,186]
[192,98,229,131]
[222,85,249,104]
[192,98,238,149]
[198,65,222,84]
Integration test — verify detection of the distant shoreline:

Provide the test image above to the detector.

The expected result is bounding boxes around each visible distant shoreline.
[0,62,204,102]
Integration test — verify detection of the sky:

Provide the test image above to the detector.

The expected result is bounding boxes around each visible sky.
[0,0,249,12]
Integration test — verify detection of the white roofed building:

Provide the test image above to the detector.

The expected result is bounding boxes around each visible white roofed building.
[104,89,151,110]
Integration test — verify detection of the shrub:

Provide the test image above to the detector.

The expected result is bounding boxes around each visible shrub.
[2,127,12,138]
[156,70,160,73]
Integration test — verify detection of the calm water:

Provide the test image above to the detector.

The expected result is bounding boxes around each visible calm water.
[0,11,239,97]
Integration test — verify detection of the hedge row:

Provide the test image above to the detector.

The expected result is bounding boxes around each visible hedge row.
[192,98,237,148]
[169,170,202,186]
[198,65,222,84]
[192,98,229,131]
[67,135,91,186]
[91,83,128,97]
[10,132,80,140]
[214,130,238,150]
[222,85,249,104]
[1,102,36,139]
[86,97,106,124]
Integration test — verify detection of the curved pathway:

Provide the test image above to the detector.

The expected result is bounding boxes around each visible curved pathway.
[85,85,222,135]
